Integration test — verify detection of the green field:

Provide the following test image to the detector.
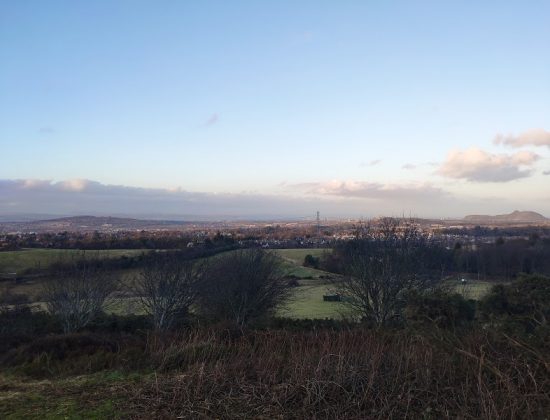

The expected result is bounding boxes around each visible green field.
[278,284,354,319]
[274,248,329,264]
[274,248,333,280]
[1,247,502,319]
[449,279,499,300]
[272,248,353,318]
[0,248,149,274]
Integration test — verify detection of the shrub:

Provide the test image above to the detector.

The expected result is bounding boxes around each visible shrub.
[198,249,292,329]
[303,254,320,269]
[44,261,117,333]
[335,218,439,325]
[480,273,550,335]
[0,307,62,353]
[132,254,206,331]
[404,289,476,329]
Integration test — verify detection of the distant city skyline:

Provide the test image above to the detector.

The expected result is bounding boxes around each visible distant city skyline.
[1,1,549,218]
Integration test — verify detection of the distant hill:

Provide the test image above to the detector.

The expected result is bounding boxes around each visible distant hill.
[463,210,548,224]
[0,215,192,233]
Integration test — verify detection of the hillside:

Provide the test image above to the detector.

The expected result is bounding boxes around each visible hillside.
[463,210,548,224]
[0,215,191,233]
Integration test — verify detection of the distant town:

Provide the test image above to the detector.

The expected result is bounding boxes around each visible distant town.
[1,210,548,252]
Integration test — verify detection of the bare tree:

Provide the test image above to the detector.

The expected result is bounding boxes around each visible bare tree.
[198,249,291,329]
[44,261,116,333]
[336,218,437,326]
[133,254,205,330]
[0,283,29,312]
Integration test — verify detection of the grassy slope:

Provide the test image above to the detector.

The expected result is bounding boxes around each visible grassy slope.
[451,280,497,300]
[273,248,353,319]
[274,248,328,264]
[1,247,500,319]
[1,330,547,419]
[0,372,131,419]
[0,250,538,418]
[0,249,148,274]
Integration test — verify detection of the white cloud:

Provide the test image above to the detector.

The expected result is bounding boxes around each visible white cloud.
[360,159,381,167]
[288,180,446,200]
[494,128,550,148]
[437,147,540,182]
[59,179,91,192]
[20,179,52,189]
[0,179,330,219]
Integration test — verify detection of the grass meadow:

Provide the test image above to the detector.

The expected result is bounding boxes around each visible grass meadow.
[0,248,148,274]
[0,248,545,419]
[1,247,500,319]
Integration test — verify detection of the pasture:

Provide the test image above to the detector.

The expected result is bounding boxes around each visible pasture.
[1,247,502,320]
[449,279,499,300]
[275,248,329,264]
[0,248,149,274]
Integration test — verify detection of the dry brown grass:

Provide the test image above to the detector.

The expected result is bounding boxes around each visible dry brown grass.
[115,328,549,419]
[1,321,548,419]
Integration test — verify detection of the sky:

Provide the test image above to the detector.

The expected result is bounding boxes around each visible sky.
[1,1,549,220]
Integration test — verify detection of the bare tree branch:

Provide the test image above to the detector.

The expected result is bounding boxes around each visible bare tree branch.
[44,260,116,333]
[132,254,206,330]
[336,218,438,326]
[198,249,291,329]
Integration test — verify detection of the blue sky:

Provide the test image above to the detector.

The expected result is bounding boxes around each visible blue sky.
[1,1,549,219]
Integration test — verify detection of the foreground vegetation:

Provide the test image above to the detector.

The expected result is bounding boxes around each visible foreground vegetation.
[1,303,549,418]
[0,246,499,321]
[1,220,549,418]
[0,248,149,274]
[1,271,549,418]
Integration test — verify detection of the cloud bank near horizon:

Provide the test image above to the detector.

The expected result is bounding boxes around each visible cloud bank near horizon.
[0,179,323,218]
[1,178,546,220]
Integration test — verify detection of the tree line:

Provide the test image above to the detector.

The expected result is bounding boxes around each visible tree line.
[322,228,550,280]
[42,248,290,333]
[2,218,549,418]
[27,218,549,334]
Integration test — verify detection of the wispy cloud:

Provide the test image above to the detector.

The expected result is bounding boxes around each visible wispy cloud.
[493,128,550,148]
[360,159,381,167]
[301,31,313,41]
[437,147,540,182]
[38,126,55,134]
[402,164,417,170]
[204,113,219,127]
[543,170,550,176]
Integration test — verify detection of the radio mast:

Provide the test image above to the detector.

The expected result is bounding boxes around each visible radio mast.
[316,211,321,237]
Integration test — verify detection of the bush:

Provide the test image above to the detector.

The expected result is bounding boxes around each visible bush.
[303,254,320,269]
[0,287,30,307]
[479,274,550,335]
[404,289,476,329]
[86,312,153,333]
[198,249,292,329]
[0,331,148,378]
[44,261,117,333]
[335,218,438,326]
[132,254,206,331]
[0,307,62,353]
